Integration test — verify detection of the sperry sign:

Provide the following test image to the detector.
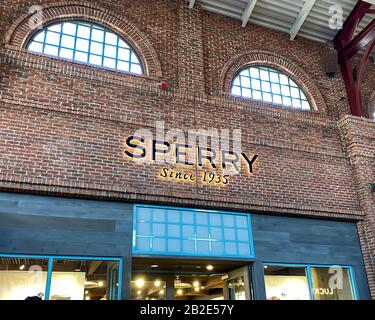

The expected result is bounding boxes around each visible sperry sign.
[123,121,259,186]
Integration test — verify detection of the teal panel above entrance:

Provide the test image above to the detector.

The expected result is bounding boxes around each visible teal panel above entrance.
[132,205,255,259]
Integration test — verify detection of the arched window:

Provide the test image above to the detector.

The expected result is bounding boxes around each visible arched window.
[231,66,311,110]
[27,20,143,75]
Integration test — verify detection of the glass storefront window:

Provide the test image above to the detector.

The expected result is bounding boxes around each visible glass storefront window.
[0,257,49,300]
[50,259,120,300]
[310,267,355,300]
[264,266,311,300]
[133,206,254,259]
[0,255,122,300]
[264,264,358,301]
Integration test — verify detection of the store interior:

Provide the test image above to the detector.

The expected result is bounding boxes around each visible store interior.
[131,257,250,300]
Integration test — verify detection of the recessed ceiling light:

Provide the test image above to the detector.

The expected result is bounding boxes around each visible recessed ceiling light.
[195,266,202,269]
[206,265,214,271]
[177,289,183,295]
[98,281,104,287]
[154,280,161,287]
[194,287,200,292]
[151,265,159,268]
[135,278,145,288]
[193,281,200,287]
[264,266,268,269]
[19,265,25,271]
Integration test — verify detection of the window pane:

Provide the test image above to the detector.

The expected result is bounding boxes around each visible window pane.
[196,212,208,225]
[45,31,60,46]
[117,61,130,72]
[48,24,61,33]
[44,45,58,56]
[250,68,259,78]
[153,238,166,251]
[310,267,355,300]
[196,226,208,238]
[137,222,150,235]
[153,209,166,222]
[131,64,142,75]
[50,259,120,300]
[259,69,269,81]
[211,227,223,240]
[153,223,166,237]
[60,48,73,59]
[197,240,209,253]
[91,29,104,42]
[253,90,262,100]
[0,257,49,300]
[89,54,102,66]
[224,228,236,241]
[210,214,222,226]
[77,25,90,39]
[223,215,235,227]
[90,42,103,55]
[103,58,116,69]
[264,266,311,300]
[182,225,194,238]
[63,23,77,36]
[33,31,45,42]
[211,241,225,254]
[117,48,130,62]
[231,86,241,96]
[76,38,89,52]
[240,76,250,88]
[225,242,237,255]
[242,88,251,98]
[136,237,151,251]
[168,239,181,252]
[28,42,43,53]
[61,35,75,49]
[105,32,118,45]
[168,224,180,237]
[75,51,88,63]
[104,45,117,58]
[182,211,194,224]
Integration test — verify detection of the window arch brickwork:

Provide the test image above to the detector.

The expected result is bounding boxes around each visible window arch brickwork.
[220,51,327,113]
[4,1,162,78]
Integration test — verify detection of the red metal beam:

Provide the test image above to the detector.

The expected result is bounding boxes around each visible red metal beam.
[334,1,371,47]
[334,0,375,117]
[343,19,375,59]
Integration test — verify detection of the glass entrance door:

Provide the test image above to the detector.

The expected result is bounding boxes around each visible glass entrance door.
[224,266,252,300]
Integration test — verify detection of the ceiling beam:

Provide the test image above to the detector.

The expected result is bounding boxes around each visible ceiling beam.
[189,0,196,8]
[342,19,375,59]
[242,0,258,27]
[290,0,317,40]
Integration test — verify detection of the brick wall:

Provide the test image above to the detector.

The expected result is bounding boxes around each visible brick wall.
[0,0,374,297]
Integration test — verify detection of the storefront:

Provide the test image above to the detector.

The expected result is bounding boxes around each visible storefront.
[0,193,370,300]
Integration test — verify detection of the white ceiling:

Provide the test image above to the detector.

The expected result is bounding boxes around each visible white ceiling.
[188,0,375,44]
